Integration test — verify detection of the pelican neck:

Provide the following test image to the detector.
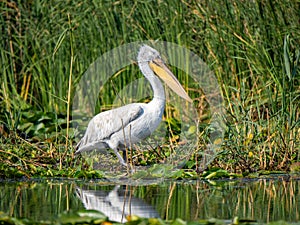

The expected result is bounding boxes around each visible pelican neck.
[138,62,166,104]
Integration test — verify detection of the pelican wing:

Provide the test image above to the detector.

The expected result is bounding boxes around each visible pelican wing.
[76,103,144,152]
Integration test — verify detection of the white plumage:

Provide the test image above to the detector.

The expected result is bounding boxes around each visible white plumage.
[76,45,192,166]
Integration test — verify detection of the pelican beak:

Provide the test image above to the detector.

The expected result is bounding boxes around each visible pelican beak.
[149,58,193,103]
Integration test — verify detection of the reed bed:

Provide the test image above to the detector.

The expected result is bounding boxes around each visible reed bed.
[0,0,299,177]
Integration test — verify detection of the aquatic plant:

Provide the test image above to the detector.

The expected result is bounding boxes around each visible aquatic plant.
[0,0,299,178]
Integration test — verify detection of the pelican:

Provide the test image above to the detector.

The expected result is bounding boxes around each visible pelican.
[75,45,192,166]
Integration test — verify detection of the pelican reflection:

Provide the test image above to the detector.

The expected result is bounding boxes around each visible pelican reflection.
[75,185,159,222]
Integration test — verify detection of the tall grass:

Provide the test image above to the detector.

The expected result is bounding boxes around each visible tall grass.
[192,0,300,171]
[0,0,299,175]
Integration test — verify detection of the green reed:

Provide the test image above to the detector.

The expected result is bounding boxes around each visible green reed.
[0,0,299,176]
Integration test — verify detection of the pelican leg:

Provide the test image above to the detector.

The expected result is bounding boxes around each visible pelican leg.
[121,149,127,163]
[113,148,127,166]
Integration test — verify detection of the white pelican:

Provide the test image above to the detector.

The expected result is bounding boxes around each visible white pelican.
[75,45,192,166]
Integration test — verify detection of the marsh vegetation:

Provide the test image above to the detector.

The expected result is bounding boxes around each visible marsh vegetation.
[0,0,299,178]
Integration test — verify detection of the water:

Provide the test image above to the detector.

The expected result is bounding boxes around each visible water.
[0,175,299,223]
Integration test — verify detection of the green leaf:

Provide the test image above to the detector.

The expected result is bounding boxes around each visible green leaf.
[284,35,291,80]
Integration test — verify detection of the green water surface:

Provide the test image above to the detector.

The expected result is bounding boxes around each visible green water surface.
[0,175,299,223]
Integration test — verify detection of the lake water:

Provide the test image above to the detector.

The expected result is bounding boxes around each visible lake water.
[0,175,299,223]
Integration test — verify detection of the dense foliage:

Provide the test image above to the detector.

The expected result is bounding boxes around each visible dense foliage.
[0,0,299,178]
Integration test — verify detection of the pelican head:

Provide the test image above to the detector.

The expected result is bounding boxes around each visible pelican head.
[138,45,161,63]
[138,45,192,103]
